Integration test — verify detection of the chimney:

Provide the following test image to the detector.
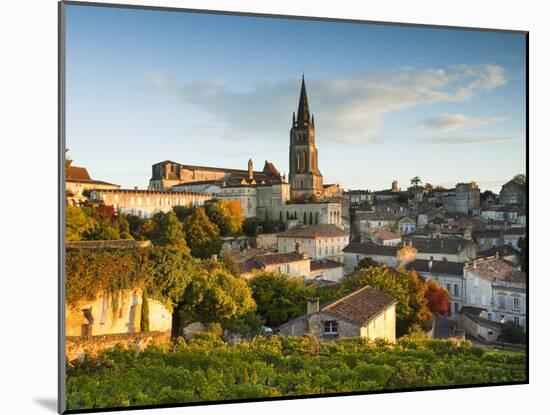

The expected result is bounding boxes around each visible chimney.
[495,250,499,258]
[428,259,433,271]
[307,298,319,316]
[473,259,477,268]
[248,159,254,180]
[295,242,302,254]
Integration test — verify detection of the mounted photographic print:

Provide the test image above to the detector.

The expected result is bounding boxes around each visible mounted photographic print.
[59,1,528,413]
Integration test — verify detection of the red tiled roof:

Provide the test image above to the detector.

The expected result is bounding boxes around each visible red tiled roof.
[310,259,344,271]
[278,224,348,239]
[67,166,91,181]
[465,257,525,284]
[321,286,397,326]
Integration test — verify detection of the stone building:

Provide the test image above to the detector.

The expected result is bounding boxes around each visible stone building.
[90,188,212,218]
[277,224,349,262]
[444,182,480,214]
[240,249,311,279]
[279,286,397,342]
[149,158,283,191]
[343,242,400,273]
[66,165,119,204]
[280,201,344,229]
[406,237,477,263]
[458,306,502,342]
[463,257,526,327]
[499,178,526,208]
[288,76,324,201]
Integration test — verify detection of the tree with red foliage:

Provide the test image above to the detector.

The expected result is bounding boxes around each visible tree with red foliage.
[424,279,450,315]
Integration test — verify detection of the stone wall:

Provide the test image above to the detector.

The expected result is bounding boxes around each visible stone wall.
[66,289,172,337]
[66,331,171,361]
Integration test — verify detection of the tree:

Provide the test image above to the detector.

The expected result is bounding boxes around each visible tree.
[221,252,241,276]
[424,183,433,192]
[249,272,316,327]
[356,257,381,270]
[172,205,194,223]
[424,280,450,315]
[206,200,245,236]
[66,206,96,241]
[158,211,189,254]
[147,247,198,337]
[181,268,256,324]
[243,218,259,236]
[341,266,432,336]
[499,321,526,344]
[396,245,417,267]
[140,290,150,332]
[410,176,422,188]
[183,207,222,259]
[512,174,527,186]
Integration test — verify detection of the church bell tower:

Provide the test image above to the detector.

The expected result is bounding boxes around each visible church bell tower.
[289,75,323,201]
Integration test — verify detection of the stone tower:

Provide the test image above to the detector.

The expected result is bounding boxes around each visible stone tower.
[289,75,323,201]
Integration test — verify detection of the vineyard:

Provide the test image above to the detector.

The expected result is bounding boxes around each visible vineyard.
[66,334,526,410]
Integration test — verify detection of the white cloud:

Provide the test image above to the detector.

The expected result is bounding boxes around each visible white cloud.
[422,133,524,145]
[416,113,505,132]
[150,64,507,144]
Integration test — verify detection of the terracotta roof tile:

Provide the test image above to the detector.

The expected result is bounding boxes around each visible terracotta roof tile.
[321,286,397,326]
[278,224,348,239]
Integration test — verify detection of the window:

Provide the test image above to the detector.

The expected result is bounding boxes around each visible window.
[130,197,135,205]
[286,264,290,273]
[454,302,459,313]
[513,297,520,310]
[470,293,475,304]
[474,277,479,287]
[513,317,520,325]
[453,284,459,296]
[324,321,338,336]
[481,294,486,306]
[446,283,452,293]
[498,295,506,309]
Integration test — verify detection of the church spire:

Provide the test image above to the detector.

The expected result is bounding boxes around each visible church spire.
[296,74,310,126]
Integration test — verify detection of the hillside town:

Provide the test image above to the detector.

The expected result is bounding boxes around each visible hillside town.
[65,76,527,355]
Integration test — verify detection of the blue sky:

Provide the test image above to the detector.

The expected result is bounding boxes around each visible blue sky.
[65,4,526,192]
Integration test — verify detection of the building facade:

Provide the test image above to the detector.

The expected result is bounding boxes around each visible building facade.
[463,257,526,327]
[279,287,397,342]
[90,188,212,218]
[277,224,349,262]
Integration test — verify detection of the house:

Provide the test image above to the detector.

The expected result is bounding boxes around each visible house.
[344,189,373,205]
[343,242,399,273]
[458,306,502,343]
[66,165,120,204]
[499,178,526,208]
[416,208,444,228]
[279,286,397,342]
[277,224,349,262]
[309,259,345,282]
[397,216,416,234]
[463,257,526,327]
[407,237,477,263]
[473,230,503,250]
[502,227,526,249]
[443,182,480,214]
[355,211,398,232]
[406,259,465,319]
[478,245,520,264]
[361,227,401,246]
[240,248,311,279]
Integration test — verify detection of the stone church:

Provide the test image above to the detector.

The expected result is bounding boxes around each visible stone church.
[289,75,324,201]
